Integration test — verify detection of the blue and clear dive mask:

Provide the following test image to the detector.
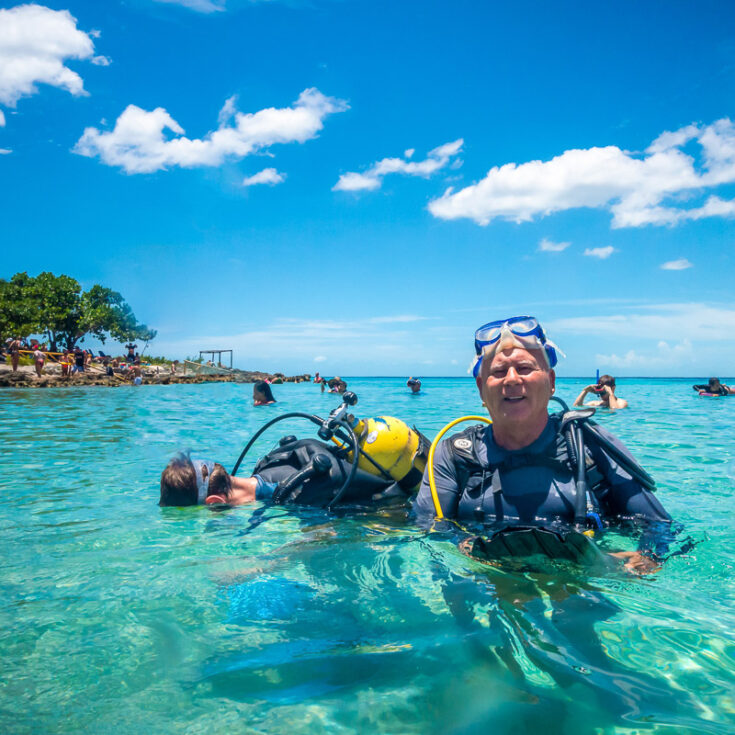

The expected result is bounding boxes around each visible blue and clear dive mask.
[190,458,215,504]
[470,316,563,377]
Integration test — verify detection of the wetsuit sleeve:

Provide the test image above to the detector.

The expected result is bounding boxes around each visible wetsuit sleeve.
[586,426,677,557]
[412,439,461,519]
[586,427,671,523]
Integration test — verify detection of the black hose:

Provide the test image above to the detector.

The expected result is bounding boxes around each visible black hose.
[326,419,360,510]
[573,423,589,527]
[231,412,323,476]
[230,411,361,511]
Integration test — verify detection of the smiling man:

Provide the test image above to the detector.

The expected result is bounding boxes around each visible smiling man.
[413,316,672,570]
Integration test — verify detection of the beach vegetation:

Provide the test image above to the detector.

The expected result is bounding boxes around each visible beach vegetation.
[0,271,157,352]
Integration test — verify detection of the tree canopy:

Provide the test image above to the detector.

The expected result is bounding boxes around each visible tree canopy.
[0,272,157,352]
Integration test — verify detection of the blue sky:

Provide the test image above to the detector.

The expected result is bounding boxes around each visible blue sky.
[2,0,735,376]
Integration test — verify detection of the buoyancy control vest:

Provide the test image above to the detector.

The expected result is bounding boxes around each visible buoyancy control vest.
[445,413,636,524]
[253,436,411,508]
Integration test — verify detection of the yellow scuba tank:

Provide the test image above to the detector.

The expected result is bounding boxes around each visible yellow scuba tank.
[346,415,430,492]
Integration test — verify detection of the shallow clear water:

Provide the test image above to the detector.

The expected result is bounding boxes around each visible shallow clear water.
[2,378,734,734]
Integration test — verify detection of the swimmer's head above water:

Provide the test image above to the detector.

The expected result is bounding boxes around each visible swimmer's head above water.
[159,452,257,507]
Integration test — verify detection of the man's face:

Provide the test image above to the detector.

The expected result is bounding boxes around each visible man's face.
[475,346,555,426]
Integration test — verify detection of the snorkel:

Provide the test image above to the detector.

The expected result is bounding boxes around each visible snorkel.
[190,458,215,504]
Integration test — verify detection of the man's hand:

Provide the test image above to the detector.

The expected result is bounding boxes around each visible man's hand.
[610,551,661,575]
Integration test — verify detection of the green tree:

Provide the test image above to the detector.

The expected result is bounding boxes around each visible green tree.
[0,272,39,340]
[33,272,83,351]
[79,285,157,347]
[0,271,156,351]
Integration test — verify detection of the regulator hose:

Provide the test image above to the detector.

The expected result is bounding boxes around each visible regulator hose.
[230,411,360,510]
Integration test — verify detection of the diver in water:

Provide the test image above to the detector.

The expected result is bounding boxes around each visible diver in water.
[412,316,673,573]
[159,396,431,510]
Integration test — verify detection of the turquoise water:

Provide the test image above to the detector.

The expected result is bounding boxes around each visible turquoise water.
[2,377,735,734]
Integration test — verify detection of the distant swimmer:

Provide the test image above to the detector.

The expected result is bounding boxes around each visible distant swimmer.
[314,371,324,384]
[692,377,735,396]
[407,377,421,394]
[253,380,276,406]
[574,374,628,409]
[327,377,347,394]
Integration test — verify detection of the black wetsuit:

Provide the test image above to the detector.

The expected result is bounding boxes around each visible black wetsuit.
[413,414,670,526]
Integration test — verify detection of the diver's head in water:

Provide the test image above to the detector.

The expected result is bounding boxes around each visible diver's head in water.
[472,316,561,450]
[159,453,233,506]
[595,374,616,404]
[253,381,276,405]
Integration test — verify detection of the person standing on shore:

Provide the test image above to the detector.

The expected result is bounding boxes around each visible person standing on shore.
[33,345,45,378]
[73,346,85,374]
[8,338,21,372]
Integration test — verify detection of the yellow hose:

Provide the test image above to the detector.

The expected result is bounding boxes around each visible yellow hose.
[427,415,492,519]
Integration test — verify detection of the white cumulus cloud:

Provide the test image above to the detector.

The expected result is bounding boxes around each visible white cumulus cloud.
[661,258,693,271]
[242,168,285,187]
[0,109,4,127]
[333,139,463,192]
[583,246,615,259]
[595,339,693,369]
[155,0,226,11]
[549,303,735,342]
[314,355,327,363]
[538,237,570,253]
[74,88,348,174]
[0,4,108,121]
[0,147,12,155]
[428,118,735,229]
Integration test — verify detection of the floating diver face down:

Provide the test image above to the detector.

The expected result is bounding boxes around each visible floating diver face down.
[159,454,256,506]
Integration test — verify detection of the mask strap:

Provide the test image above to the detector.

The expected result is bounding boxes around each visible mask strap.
[191,459,215,504]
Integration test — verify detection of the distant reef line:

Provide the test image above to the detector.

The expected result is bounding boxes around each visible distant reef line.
[0,369,312,389]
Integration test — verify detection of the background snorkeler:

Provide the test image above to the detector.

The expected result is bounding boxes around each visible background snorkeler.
[574,374,628,409]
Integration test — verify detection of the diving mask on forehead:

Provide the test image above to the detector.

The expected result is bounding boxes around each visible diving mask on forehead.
[469,316,563,377]
[191,458,215,504]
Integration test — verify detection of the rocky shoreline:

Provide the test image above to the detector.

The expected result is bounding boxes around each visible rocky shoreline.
[0,365,311,389]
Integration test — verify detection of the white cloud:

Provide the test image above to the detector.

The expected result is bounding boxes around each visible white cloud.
[333,139,463,192]
[0,109,4,127]
[595,339,693,368]
[428,118,735,229]
[0,4,108,119]
[74,88,348,174]
[155,314,432,363]
[155,0,225,11]
[661,258,693,271]
[242,168,285,187]
[583,246,615,259]
[538,237,569,253]
[314,355,327,363]
[549,303,735,342]
[0,148,11,155]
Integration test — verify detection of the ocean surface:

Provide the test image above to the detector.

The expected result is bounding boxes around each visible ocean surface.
[2,377,734,734]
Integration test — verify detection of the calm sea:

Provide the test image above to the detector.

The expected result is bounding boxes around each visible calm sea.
[1,377,734,734]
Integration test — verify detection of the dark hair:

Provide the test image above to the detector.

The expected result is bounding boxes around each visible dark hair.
[598,374,616,389]
[159,453,231,506]
[254,381,275,403]
[708,377,722,391]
